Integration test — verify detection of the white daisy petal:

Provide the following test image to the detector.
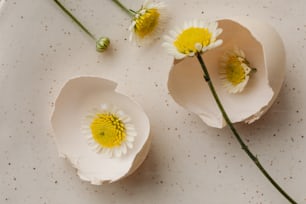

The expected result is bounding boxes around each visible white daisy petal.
[82,104,137,158]
[215,28,223,37]
[195,43,202,52]
[127,130,137,137]
[192,19,198,27]
[128,0,166,44]
[94,145,102,153]
[208,21,217,32]
[126,135,135,142]
[170,30,178,37]
[219,47,255,94]
[163,35,174,42]
[216,39,223,46]
[100,104,108,110]
[126,141,133,149]
[163,19,223,59]
[188,52,195,57]
[125,124,135,130]
[122,116,131,123]
[121,144,127,155]
[183,22,189,29]
[114,148,122,157]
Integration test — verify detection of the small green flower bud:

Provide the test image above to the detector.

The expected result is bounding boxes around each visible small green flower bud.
[96,37,110,52]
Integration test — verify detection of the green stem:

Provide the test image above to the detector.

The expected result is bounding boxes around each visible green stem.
[53,0,96,41]
[196,53,297,204]
[112,0,135,17]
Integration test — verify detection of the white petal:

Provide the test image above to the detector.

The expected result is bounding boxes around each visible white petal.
[114,148,122,157]
[100,104,108,110]
[127,130,137,137]
[213,39,223,48]
[126,135,135,142]
[121,144,127,155]
[192,19,198,27]
[163,35,175,43]
[126,142,133,149]
[195,43,202,52]
[170,30,179,38]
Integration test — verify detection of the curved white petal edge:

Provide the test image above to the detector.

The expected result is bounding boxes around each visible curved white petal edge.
[168,16,286,128]
[51,76,151,184]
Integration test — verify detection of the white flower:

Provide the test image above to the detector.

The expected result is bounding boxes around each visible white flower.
[163,19,223,59]
[82,104,137,158]
[219,47,256,94]
[129,0,166,42]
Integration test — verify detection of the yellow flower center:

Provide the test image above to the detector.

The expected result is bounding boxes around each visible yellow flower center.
[134,8,160,38]
[90,113,126,148]
[174,27,212,54]
[225,56,248,85]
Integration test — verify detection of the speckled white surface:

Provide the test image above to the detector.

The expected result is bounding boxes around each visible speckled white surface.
[0,0,306,203]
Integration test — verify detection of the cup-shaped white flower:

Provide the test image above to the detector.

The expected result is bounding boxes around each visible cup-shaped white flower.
[51,77,151,185]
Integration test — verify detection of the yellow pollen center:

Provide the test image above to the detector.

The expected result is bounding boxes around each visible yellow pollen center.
[225,56,247,85]
[134,8,160,38]
[174,27,212,54]
[90,113,126,148]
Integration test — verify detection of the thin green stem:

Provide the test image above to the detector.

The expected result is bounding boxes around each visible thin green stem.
[53,0,96,41]
[112,0,135,17]
[196,53,297,204]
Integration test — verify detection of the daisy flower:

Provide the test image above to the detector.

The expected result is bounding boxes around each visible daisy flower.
[219,47,256,94]
[129,0,166,42]
[163,19,223,59]
[112,0,166,42]
[82,104,137,158]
